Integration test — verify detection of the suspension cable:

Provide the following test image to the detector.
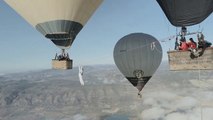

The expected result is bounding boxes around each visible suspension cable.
[197,57,203,120]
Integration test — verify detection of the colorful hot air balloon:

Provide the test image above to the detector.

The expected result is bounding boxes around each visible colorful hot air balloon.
[157,0,213,27]
[4,0,103,50]
[113,33,162,96]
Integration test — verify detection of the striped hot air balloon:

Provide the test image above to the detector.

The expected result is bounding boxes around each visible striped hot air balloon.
[113,33,162,96]
[4,0,103,49]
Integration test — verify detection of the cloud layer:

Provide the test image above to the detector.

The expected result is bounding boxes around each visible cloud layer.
[0,63,213,120]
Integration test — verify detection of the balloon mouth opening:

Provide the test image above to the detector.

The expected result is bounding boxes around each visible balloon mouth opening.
[45,33,76,49]
[126,76,151,91]
[45,32,74,40]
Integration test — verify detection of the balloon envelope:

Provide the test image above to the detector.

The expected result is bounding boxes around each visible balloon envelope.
[157,0,213,27]
[4,0,103,49]
[113,33,162,92]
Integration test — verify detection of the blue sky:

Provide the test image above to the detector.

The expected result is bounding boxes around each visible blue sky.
[0,0,213,73]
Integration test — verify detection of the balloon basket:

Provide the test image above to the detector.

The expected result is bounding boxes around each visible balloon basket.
[167,47,213,70]
[52,59,73,69]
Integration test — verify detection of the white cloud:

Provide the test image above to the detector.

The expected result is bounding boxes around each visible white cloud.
[143,91,179,109]
[203,107,213,120]
[188,108,202,120]
[189,79,213,88]
[72,114,88,120]
[174,96,198,110]
[141,107,165,120]
[60,114,89,120]
[103,78,115,84]
[200,91,213,100]
[165,113,188,120]
[144,91,178,100]
[164,108,213,120]
[143,98,157,106]
[140,80,213,120]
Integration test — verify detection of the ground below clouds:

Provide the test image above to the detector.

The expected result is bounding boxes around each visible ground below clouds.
[0,63,213,120]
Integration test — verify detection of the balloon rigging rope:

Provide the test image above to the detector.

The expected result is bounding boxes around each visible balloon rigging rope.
[77,33,188,67]
[198,58,203,120]
[120,41,163,54]
[77,40,163,67]
[183,57,203,120]
[77,30,202,67]
[180,56,203,120]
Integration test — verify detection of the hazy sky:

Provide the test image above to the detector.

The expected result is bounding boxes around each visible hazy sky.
[0,0,213,73]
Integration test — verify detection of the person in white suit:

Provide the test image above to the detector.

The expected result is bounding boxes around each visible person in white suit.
[78,66,84,86]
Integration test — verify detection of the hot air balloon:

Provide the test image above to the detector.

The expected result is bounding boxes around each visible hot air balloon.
[157,0,213,70]
[4,0,103,69]
[113,33,162,97]
[157,0,213,27]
